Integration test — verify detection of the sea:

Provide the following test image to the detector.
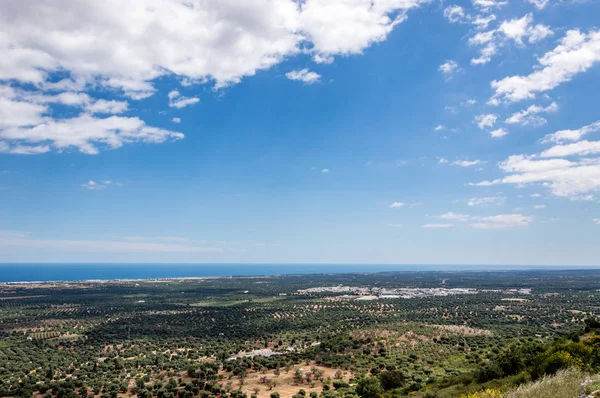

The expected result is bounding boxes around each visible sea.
[0,263,591,283]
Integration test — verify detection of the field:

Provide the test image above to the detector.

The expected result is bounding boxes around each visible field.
[1,270,599,398]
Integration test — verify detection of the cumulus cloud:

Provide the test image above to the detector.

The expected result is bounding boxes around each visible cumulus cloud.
[472,155,600,197]
[594,218,600,225]
[491,30,600,103]
[0,84,180,154]
[475,114,498,129]
[467,14,552,65]
[506,102,558,126]
[321,168,330,173]
[499,14,552,46]
[85,99,129,114]
[439,60,460,79]
[434,125,445,131]
[541,121,600,144]
[540,140,600,158]
[389,202,405,208]
[168,90,199,108]
[1,0,432,93]
[172,117,181,124]
[0,0,434,154]
[286,69,321,84]
[0,112,183,155]
[490,128,509,138]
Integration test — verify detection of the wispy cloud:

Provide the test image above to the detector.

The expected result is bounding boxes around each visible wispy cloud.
[422,223,454,228]
[0,237,223,253]
[81,180,122,190]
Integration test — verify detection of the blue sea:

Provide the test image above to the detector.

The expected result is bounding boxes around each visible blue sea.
[0,263,591,283]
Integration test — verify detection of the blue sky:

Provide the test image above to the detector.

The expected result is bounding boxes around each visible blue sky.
[1,0,600,265]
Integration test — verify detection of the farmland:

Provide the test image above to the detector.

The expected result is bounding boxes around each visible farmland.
[1,270,599,397]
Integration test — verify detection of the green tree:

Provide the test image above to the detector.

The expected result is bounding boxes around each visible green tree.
[356,378,383,398]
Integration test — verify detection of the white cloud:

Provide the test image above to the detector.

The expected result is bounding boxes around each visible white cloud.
[299,0,430,59]
[0,144,50,155]
[168,90,199,108]
[437,211,530,228]
[468,14,551,65]
[472,0,507,11]
[469,214,532,229]
[467,196,505,206]
[540,140,600,158]
[389,202,405,208]
[81,180,121,190]
[85,99,129,114]
[471,42,498,65]
[0,1,303,95]
[422,223,453,228]
[475,114,498,129]
[506,102,558,126]
[286,69,321,84]
[499,14,552,46]
[440,212,470,222]
[531,193,542,197]
[172,117,181,124]
[0,85,180,154]
[472,14,496,29]
[438,157,448,164]
[452,159,484,167]
[491,30,600,103]
[0,0,432,155]
[490,128,508,138]
[472,155,600,197]
[528,24,553,43]
[313,54,334,64]
[542,121,600,144]
[528,0,550,10]
[0,112,183,155]
[321,168,329,173]
[533,204,546,209]
[444,4,497,28]
[435,125,445,131]
[439,60,460,77]
[444,6,469,23]
[594,218,600,225]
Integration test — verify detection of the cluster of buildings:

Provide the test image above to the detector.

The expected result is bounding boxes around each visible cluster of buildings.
[297,285,532,300]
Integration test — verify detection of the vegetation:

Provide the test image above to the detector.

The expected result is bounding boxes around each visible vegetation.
[0,269,599,397]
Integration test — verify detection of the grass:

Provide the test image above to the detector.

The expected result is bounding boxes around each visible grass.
[505,368,587,398]
[190,296,283,307]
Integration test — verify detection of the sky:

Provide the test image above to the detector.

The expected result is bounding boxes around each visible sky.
[1,0,600,265]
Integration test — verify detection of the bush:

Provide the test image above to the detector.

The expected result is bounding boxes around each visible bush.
[378,370,405,391]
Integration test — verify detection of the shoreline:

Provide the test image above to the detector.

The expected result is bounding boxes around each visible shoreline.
[1,266,600,285]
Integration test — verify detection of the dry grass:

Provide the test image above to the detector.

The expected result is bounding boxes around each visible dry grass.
[505,368,585,398]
